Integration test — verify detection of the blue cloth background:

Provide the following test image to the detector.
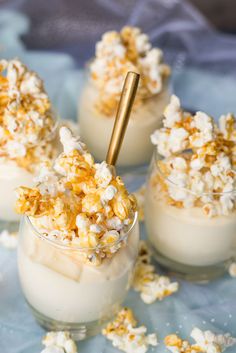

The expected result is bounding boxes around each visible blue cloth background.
[0,3,236,353]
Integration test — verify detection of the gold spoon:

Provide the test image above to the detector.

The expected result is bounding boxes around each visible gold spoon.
[106,71,140,169]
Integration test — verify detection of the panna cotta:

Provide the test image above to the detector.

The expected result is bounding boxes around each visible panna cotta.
[0,59,57,222]
[17,127,139,336]
[145,95,236,279]
[79,26,170,167]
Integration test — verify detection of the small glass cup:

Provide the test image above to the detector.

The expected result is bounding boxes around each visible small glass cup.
[78,69,170,169]
[144,151,236,282]
[0,117,58,230]
[18,213,139,339]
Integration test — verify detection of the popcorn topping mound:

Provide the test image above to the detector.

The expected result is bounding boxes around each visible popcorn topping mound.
[165,328,236,353]
[0,229,18,249]
[41,331,78,353]
[151,95,236,217]
[0,58,56,171]
[102,307,158,353]
[91,26,170,116]
[132,241,178,303]
[16,127,136,265]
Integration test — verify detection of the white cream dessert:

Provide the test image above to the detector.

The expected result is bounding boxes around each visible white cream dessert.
[145,95,236,268]
[17,127,139,329]
[79,26,170,166]
[0,59,57,221]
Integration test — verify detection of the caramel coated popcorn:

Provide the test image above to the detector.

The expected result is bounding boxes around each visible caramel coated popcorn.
[91,26,170,116]
[165,328,236,353]
[151,95,236,217]
[0,59,56,171]
[102,307,158,353]
[132,241,178,303]
[16,127,136,265]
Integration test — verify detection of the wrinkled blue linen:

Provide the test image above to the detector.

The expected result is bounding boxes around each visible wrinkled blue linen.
[0,4,236,353]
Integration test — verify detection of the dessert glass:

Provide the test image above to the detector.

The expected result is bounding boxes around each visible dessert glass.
[0,58,58,227]
[145,151,236,281]
[16,126,139,338]
[18,213,139,338]
[145,93,236,282]
[78,26,171,168]
[79,77,170,167]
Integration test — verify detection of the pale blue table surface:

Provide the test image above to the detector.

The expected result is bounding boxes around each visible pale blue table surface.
[0,10,236,353]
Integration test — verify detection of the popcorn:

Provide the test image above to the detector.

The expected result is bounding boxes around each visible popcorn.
[0,229,18,249]
[190,112,214,148]
[163,95,182,128]
[59,126,85,154]
[16,127,136,265]
[132,241,178,303]
[91,26,170,116]
[165,334,197,353]
[151,95,236,217]
[41,331,78,353]
[102,307,158,353]
[219,114,236,141]
[191,327,236,353]
[101,185,117,204]
[0,59,56,171]
[165,328,236,353]
[94,161,113,187]
[228,262,236,277]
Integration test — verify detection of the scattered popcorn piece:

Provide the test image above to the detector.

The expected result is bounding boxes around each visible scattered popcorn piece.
[132,241,179,303]
[151,95,236,217]
[91,26,170,116]
[191,327,236,353]
[41,331,78,353]
[102,307,158,353]
[165,328,236,353]
[16,127,137,265]
[133,184,146,221]
[0,229,18,249]
[165,334,199,353]
[228,262,236,277]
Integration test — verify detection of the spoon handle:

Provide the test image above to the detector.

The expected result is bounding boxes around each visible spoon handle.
[106,71,140,166]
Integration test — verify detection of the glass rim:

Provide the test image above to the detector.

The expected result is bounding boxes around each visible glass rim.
[153,148,236,197]
[25,211,138,252]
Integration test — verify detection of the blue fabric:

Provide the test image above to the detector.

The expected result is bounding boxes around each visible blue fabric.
[0,8,236,353]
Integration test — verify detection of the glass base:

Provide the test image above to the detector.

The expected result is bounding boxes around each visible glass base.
[28,302,113,340]
[148,242,232,282]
